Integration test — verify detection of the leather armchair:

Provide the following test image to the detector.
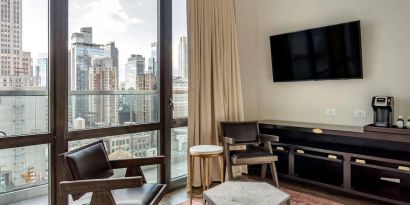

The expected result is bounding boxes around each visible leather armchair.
[59,140,166,205]
[221,121,279,187]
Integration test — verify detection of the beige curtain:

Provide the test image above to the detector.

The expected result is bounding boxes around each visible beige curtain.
[187,0,244,187]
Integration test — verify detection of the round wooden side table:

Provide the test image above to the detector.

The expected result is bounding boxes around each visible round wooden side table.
[188,145,224,205]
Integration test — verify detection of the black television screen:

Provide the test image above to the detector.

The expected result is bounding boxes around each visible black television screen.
[270,21,363,82]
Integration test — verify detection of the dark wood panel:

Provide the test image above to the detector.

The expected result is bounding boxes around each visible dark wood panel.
[351,164,410,204]
[68,123,161,141]
[364,125,410,135]
[261,127,410,159]
[0,134,52,149]
[291,144,348,156]
[294,152,343,163]
[259,120,410,144]
[351,153,410,166]
[363,132,410,144]
[351,161,410,174]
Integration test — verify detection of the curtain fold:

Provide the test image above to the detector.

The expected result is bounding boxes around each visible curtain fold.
[187,0,244,187]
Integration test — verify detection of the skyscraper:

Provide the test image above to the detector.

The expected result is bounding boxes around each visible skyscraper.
[0,0,34,86]
[147,42,159,123]
[71,28,105,91]
[89,57,118,126]
[178,36,188,78]
[1,0,21,76]
[125,54,145,90]
[134,72,156,124]
[147,42,157,75]
[70,27,119,125]
[172,77,188,118]
[71,27,93,44]
[35,54,48,87]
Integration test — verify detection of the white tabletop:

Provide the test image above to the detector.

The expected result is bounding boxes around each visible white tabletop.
[190,145,223,155]
[203,181,290,205]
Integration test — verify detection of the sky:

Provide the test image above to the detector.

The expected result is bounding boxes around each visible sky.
[22,0,187,82]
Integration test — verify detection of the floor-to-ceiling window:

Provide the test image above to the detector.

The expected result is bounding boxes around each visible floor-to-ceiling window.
[171,0,188,181]
[0,0,50,204]
[0,0,187,204]
[67,0,160,188]
[65,1,163,203]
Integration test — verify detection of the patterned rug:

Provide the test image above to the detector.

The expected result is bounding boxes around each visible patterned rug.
[177,188,344,205]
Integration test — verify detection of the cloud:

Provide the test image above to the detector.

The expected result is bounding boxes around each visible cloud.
[71,0,143,35]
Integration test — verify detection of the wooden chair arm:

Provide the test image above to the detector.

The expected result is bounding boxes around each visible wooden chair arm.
[110,156,165,169]
[223,136,260,147]
[260,134,279,143]
[223,136,236,145]
[60,176,143,195]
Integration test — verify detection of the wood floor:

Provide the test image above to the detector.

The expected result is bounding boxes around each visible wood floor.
[159,176,391,205]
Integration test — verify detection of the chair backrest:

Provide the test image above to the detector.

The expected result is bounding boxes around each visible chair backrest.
[59,140,114,200]
[220,121,260,144]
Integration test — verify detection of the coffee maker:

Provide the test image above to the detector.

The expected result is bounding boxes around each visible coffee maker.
[371,96,394,127]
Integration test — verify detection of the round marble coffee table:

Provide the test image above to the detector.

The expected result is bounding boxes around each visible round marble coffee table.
[189,145,224,205]
[203,181,290,205]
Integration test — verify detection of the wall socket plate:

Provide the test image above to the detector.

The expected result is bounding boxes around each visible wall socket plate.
[325,109,337,116]
[354,110,367,118]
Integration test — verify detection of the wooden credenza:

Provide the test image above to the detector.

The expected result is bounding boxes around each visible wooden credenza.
[254,120,410,205]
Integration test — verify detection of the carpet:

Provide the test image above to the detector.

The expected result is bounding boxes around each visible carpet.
[177,188,344,205]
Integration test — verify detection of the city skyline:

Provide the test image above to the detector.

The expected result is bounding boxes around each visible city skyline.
[17,0,188,86]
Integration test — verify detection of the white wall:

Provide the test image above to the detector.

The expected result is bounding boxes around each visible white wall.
[236,0,410,126]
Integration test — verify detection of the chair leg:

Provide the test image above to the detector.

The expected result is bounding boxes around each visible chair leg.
[269,161,279,187]
[189,155,194,205]
[227,164,234,180]
[261,164,267,178]
[218,155,224,183]
[223,144,233,181]
[205,157,209,190]
[201,157,206,192]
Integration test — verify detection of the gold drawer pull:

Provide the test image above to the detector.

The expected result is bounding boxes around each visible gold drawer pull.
[296,149,304,154]
[355,159,366,164]
[276,146,285,151]
[328,155,338,160]
[312,128,323,134]
[398,166,410,171]
[380,177,400,184]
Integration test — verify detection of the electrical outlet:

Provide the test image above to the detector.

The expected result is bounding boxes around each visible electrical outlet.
[354,110,367,118]
[325,109,336,116]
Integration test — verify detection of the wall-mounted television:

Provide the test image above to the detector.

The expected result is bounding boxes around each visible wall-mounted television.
[270,21,363,82]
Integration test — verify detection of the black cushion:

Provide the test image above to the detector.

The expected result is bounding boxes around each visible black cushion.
[111,183,164,205]
[65,142,114,180]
